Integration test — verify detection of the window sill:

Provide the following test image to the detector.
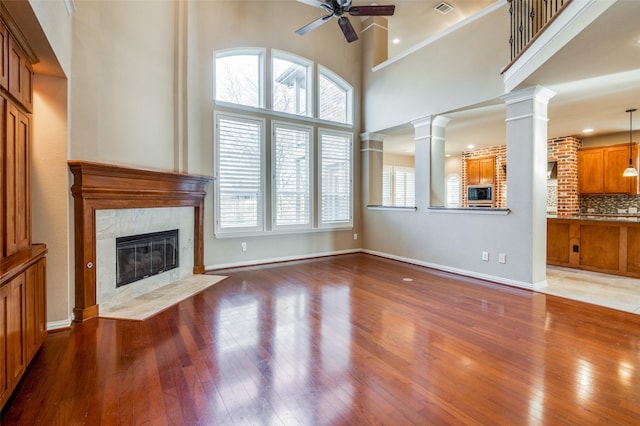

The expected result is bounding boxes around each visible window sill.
[367,205,417,212]
[428,206,511,215]
[214,225,354,239]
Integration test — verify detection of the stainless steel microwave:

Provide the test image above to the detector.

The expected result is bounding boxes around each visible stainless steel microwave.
[468,185,494,206]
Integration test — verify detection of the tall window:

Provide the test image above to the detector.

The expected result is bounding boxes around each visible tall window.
[319,129,352,227]
[382,165,415,207]
[272,122,312,228]
[215,113,265,234]
[319,66,352,124]
[215,49,264,108]
[446,174,461,207]
[272,51,311,116]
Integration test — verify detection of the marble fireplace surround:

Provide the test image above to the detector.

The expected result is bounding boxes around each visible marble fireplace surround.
[69,161,213,322]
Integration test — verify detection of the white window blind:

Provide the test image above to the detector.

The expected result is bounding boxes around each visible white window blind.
[446,174,461,207]
[382,165,392,206]
[215,113,265,233]
[272,122,312,228]
[394,167,415,207]
[319,130,352,226]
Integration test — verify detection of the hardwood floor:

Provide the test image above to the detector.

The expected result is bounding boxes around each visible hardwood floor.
[2,253,640,424]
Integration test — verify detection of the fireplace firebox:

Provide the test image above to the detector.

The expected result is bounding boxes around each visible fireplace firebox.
[116,229,179,287]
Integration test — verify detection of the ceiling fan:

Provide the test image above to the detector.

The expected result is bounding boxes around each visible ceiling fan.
[295,0,396,43]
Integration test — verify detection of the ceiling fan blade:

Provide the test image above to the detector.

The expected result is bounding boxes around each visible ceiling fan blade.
[338,16,358,43]
[296,0,328,9]
[348,5,396,16]
[296,14,333,36]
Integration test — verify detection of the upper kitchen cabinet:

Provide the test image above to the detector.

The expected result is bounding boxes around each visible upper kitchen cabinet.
[578,144,639,195]
[466,157,495,185]
[8,35,32,112]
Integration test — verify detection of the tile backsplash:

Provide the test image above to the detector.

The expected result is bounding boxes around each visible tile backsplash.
[580,194,640,214]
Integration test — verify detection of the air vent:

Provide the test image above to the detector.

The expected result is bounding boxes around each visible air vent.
[434,1,454,15]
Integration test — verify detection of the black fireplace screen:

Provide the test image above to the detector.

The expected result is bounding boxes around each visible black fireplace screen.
[116,229,179,287]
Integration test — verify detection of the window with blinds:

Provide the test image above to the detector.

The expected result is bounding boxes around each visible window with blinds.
[446,174,461,207]
[319,129,352,227]
[382,165,415,207]
[215,113,265,234]
[272,122,312,228]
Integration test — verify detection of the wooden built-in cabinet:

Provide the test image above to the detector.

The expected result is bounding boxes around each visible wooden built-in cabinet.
[578,143,639,194]
[0,10,46,412]
[548,218,640,278]
[466,157,495,185]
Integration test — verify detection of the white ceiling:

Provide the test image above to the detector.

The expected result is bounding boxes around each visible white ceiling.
[380,0,640,156]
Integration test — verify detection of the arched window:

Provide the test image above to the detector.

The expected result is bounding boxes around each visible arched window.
[215,48,265,108]
[318,66,353,124]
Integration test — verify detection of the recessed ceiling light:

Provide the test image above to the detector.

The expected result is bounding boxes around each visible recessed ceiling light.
[583,128,594,133]
[445,154,452,158]
[467,144,475,149]
[392,38,400,44]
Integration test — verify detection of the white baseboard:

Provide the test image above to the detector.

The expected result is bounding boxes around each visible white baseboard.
[206,248,362,271]
[362,249,534,290]
[47,316,73,331]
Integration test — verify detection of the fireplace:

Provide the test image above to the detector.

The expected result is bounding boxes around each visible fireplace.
[69,160,213,321]
[116,229,179,287]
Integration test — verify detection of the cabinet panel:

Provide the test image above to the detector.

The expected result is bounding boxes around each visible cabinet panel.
[466,159,480,185]
[578,149,604,194]
[580,224,620,271]
[0,20,8,90]
[5,103,30,256]
[25,259,46,359]
[547,221,570,264]
[466,157,495,185]
[8,274,25,387]
[0,284,9,408]
[604,145,632,193]
[8,36,20,102]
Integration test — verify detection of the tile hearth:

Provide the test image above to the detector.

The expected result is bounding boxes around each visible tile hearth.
[99,274,227,321]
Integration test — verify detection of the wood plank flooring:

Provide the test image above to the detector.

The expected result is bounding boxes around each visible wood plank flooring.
[2,253,640,424]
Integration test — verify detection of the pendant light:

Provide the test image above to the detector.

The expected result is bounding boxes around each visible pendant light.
[623,108,638,177]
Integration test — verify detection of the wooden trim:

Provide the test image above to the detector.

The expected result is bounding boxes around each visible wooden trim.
[68,161,213,322]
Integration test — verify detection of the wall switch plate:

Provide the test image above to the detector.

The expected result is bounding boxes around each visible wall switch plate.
[354,233,358,240]
[630,207,638,214]
[241,242,247,252]
[482,251,489,261]
[498,253,506,264]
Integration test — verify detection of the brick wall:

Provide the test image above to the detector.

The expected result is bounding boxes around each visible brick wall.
[548,136,581,216]
[460,136,581,213]
[462,145,507,208]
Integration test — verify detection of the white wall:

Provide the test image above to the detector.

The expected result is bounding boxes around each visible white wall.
[189,1,364,268]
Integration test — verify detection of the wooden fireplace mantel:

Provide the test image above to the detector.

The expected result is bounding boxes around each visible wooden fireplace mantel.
[68,160,214,321]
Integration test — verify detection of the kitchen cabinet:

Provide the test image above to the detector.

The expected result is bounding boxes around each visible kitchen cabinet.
[466,157,495,185]
[578,144,639,194]
[548,218,640,277]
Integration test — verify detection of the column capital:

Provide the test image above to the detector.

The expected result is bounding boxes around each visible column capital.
[501,85,556,106]
[360,132,385,142]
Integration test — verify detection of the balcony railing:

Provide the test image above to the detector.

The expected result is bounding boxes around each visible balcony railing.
[509,0,572,61]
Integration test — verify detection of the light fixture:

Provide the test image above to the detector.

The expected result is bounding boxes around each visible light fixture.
[392,38,400,44]
[623,108,638,177]
[582,128,594,134]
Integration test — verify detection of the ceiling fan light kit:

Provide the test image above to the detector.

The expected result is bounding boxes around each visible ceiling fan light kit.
[296,0,395,43]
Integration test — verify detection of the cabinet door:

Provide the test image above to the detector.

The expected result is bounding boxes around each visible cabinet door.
[7,274,25,388]
[25,259,46,359]
[0,20,8,90]
[604,145,633,194]
[578,149,604,194]
[466,159,480,185]
[5,103,30,256]
[479,157,495,184]
[0,284,10,408]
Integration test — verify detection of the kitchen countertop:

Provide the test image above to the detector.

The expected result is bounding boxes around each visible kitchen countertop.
[547,214,640,222]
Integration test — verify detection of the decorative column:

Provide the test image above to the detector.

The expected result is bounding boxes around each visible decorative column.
[360,132,385,206]
[361,16,389,67]
[412,117,432,208]
[502,86,556,288]
[430,116,451,207]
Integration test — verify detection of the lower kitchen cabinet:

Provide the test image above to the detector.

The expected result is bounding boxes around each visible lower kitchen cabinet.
[548,218,640,277]
[0,245,47,410]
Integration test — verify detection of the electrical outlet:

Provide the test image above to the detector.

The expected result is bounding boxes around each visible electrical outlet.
[482,251,489,261]
[241,242,247,252]
[499,253,506,264]
[354,233,358,240]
